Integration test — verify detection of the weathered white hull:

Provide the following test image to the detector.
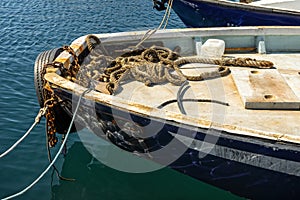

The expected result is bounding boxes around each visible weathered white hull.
[38,26,300,199]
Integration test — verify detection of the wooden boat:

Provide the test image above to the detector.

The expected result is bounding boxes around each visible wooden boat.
[153,0,300,27]
[34,26,300,199]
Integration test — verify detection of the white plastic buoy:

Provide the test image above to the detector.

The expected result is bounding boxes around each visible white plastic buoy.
[258,40,266,54]
[200,39,225,58]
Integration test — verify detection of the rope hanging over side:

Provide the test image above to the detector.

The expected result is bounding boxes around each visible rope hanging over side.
[42,43,92,147]
[43,84,59,147]
[1,88,91,200]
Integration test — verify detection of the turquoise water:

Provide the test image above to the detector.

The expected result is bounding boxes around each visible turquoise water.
[0,0,243,199]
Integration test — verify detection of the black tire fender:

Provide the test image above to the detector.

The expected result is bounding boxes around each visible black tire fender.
[33,48,78,134]
[34,48,63,107]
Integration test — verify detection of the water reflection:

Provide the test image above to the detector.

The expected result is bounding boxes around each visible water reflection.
[51,141,241,200]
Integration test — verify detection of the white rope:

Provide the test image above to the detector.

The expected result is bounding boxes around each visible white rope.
[163,0,173,29]
[2,89,90,200]
[158,0,173,30]
[0,107,47,158]
[135,0,174,48]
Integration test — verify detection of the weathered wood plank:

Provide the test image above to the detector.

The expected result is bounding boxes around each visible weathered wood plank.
[231,68,300,110]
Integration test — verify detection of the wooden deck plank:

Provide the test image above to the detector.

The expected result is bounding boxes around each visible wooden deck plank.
[231,68,300,110]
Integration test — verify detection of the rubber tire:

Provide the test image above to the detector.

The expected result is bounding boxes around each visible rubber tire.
[34,48,63,107]
[34,48,79,134]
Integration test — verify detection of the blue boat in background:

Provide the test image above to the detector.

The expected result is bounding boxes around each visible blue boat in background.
[153,0,300,27]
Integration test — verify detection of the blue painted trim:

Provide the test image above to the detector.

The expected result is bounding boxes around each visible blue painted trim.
[172,0,300,27]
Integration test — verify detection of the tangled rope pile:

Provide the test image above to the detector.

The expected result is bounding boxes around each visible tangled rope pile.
[82,46,231,94]
[76,44,273,95]
[103,46,186,94]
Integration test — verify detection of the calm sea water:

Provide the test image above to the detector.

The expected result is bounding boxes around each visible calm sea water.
[0,0,243,199]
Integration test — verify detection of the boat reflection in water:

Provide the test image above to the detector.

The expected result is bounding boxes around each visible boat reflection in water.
[51,137,241,200]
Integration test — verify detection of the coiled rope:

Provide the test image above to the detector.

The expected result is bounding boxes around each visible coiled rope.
[0,107,47,158]
[1,88,91,200]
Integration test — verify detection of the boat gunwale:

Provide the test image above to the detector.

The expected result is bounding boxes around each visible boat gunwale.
[185,0,300,15]
[55,26,300,69]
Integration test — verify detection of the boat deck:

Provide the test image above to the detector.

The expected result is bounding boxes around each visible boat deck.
[114,52,300,143]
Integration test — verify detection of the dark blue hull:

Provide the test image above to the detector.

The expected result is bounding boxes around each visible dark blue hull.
[172,0,300,27]
[56,88,300,199]
[171,144,300,199]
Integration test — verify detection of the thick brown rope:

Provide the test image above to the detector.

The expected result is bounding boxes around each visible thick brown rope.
[175,56,274,69]
[85,34,101,52]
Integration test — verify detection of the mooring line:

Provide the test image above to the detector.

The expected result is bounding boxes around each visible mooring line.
[135,0,174,48]
[2,88,91,200]
[0,107,47,158]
